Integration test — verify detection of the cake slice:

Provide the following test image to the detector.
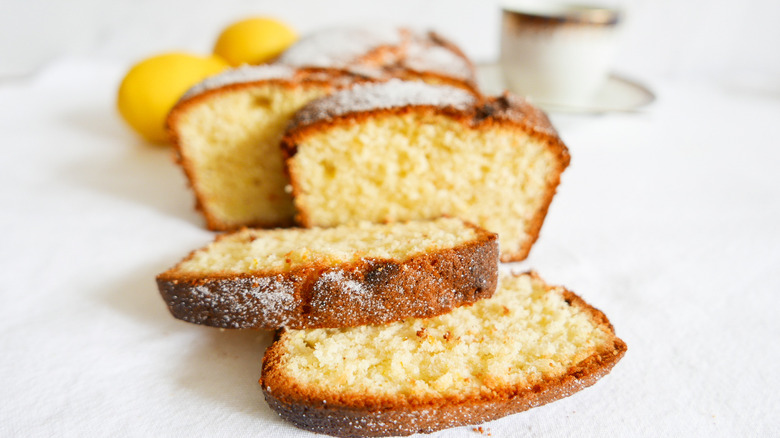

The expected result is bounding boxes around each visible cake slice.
[156,218,498,330]
[167,66,366,230]
[282,80,571,262]
[261,271,626,437]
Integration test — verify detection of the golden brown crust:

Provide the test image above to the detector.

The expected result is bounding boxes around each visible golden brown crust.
[425,30,476,77]
[377,29,479,93]
[277,27,478,93]
[281,92,570,262]
[282,92,565,161]
[156,224,498,330]
[260,272,626,437]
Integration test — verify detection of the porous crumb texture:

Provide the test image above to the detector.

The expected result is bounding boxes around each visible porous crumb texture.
[177,218,479,273]
[169,81,333,230]
[156,218,499,329]
[270,272,614,398]
[261,272,626,437]
[286,101,568,261]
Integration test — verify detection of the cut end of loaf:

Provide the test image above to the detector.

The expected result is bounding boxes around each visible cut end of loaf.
[287,105,568,261]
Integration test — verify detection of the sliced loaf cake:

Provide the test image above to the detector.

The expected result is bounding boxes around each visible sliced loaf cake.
[168,26,476,232]
[261,271,626,437]
[156,218,498,329]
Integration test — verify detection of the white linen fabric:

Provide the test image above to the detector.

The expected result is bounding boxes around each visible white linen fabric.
[1,59,778,437]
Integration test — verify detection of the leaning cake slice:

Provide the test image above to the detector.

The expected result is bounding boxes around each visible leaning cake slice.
[156,217,498,330]
[167,65,363,231]
[261,271,626,437]
[282,80,571,262]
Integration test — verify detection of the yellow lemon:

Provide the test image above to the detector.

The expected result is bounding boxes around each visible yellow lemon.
[213,17,297,66]
[117,52,229,144]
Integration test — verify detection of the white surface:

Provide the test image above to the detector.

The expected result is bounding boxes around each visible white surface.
[2,57,779,437]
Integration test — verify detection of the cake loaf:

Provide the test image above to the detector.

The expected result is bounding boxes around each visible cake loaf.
[168,27,477,231]
[156,218,498,330]
[261,271,626,437]
[282,80,571,262]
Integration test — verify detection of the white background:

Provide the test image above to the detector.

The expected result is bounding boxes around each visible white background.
[1,1,779,437]
[2,0,780,92]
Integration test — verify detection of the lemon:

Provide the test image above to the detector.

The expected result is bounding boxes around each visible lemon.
[213,17,297,66]
[117,52,229,144]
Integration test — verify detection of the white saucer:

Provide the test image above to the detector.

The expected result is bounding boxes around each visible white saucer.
[476,63,655,114]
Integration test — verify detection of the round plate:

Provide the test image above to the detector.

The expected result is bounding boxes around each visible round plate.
[476,63,655,114]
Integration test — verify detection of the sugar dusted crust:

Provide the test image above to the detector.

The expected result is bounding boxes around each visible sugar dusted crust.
[156,221,498,329]
[261,272,626,437]
[277,27,477,92]
[277,26,403,71]
[284,79,478,134]
[173,66,371,107]
[403,30,475,85]
[284,84,564,156]
[282,83,570,262]
[178,64,297,102]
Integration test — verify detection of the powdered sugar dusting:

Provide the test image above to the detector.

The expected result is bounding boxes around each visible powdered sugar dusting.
[180,64,296,101]
[314,269,368,297]
[309,268,387,321]
[402,40,473,81]
[276,26,475,84]
[181,276,296,328]
[318,270,367,296]
[278,26,402,69]
[292,79,477,127]
[242,277,296,319]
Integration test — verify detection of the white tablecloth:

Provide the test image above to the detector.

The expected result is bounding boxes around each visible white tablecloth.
[1,59,778,437]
